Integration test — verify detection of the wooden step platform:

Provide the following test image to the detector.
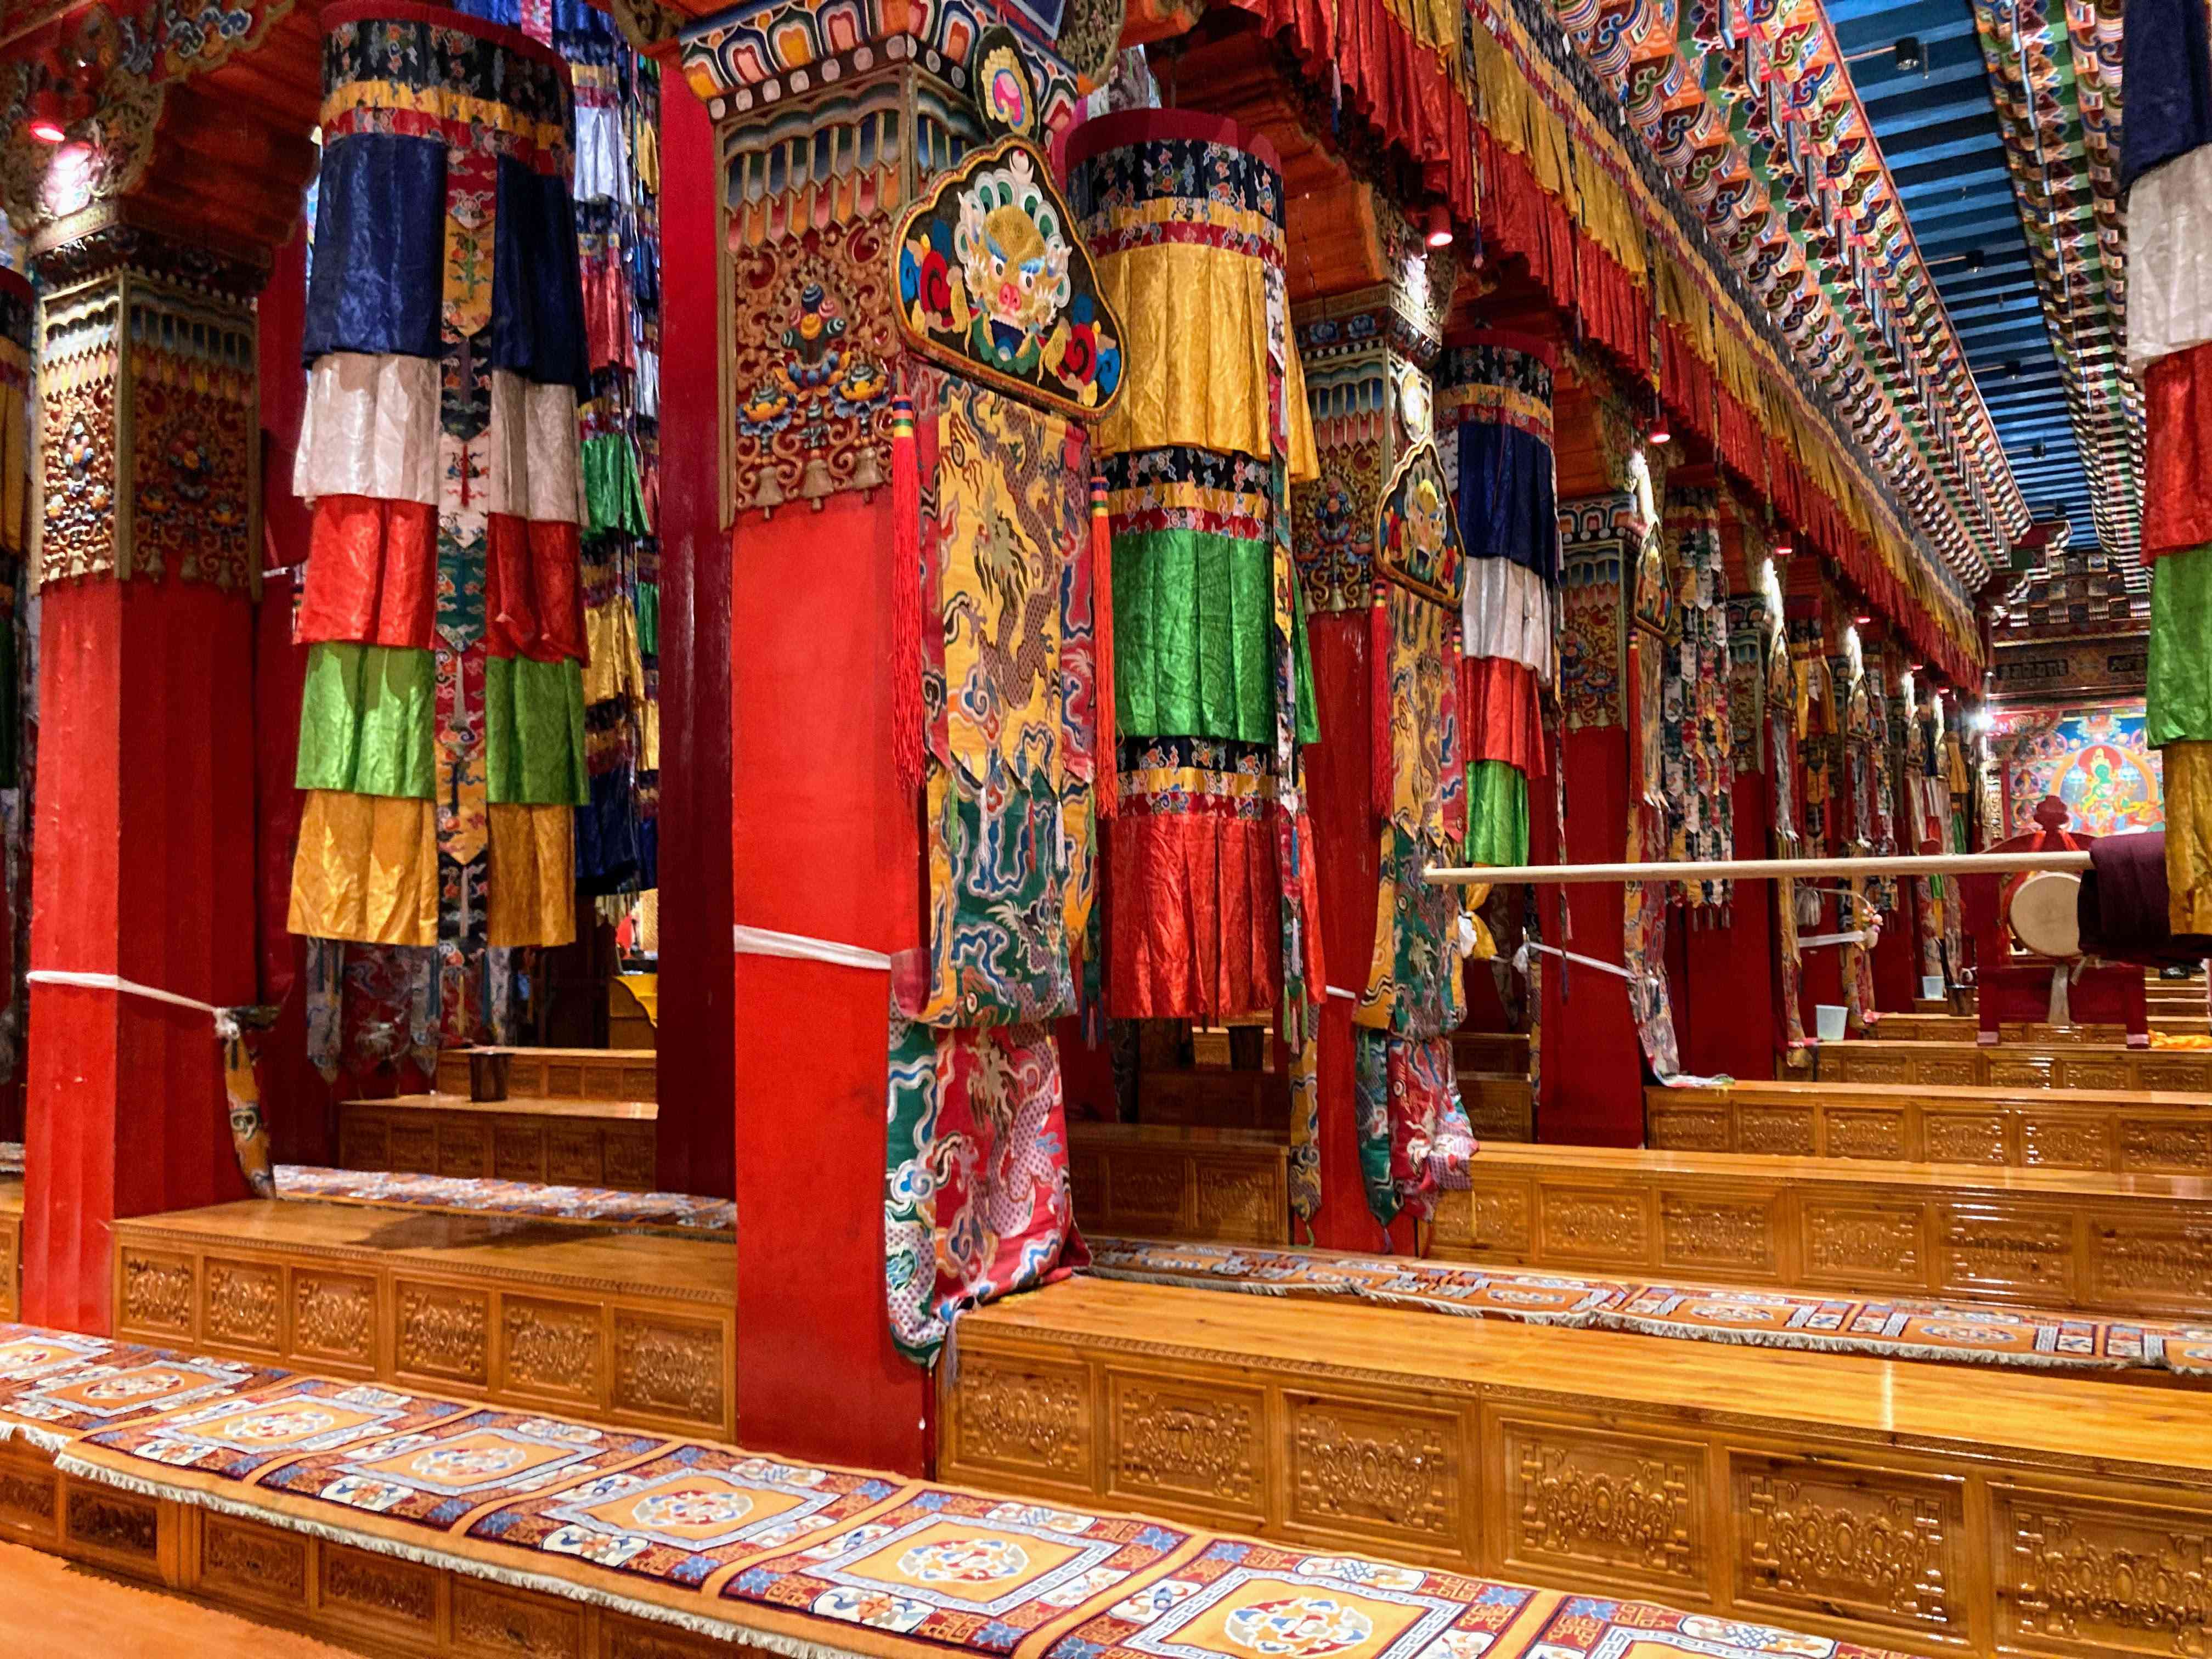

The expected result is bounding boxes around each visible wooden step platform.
[1818,1037,2212,1091]
[110,1200,733,1437]
[1452,1030,1529,1073]
[1069,1123,1288,1244]
[1648,1079,2212,1172]
[1431,1142,2212,1318]
[0,1176,16,1321]
[432,1045,657,1101]
[1875,1010,2212,1042]
[1462,1073,1534,1141]
[942,1273,2212,1657]
[338,1093,659,1190]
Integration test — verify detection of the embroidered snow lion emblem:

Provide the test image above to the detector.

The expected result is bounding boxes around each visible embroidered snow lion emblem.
[1223,1596,1378,1657]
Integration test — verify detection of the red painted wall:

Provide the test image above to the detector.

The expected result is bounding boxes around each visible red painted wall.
[1536,724,1643,1145]
[1675,767,1782,1081]
[654,84,737,1199]
[730,488,931,1473]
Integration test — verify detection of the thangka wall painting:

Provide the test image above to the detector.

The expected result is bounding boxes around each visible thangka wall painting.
[1993,701,2164,837]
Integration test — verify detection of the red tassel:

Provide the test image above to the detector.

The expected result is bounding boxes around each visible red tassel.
[891,393,924,792]
[1370,582,1393,824]
[1090,474,1117,819]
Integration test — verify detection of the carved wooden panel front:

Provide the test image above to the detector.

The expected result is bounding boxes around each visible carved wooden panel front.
[2140,1058,2212,1092]
[201,1514,308,1609]
[1193,1157,1288,1245]
[1923,1113,2007,1165]
[1647,1108,1731,1152]
[1284,1392,1462,1551]
[2119,1119,2212,1173]
[1839,1052,1912,1083]
[1736,1109,1814,1156]
[1539,1188,1652,1265]
[2023,1116,2110,1170]
[951,1354,1092,1488]
[1660,1195,1776,1276]
[320,1540,441,1638]
[452,1579,586,1657]
[2064,1059,2131,1091]
[1439,1181,1534,1256]
[1732,1453,1962,1638]
[439,1120,490,1176]
[1917,1057,1978,1086]
[605,1613,731,1659]
[396,1281,490,1385]
[1103,1152,1189,1235]
[118,1248,196,1337]
[605,1131,657,1191]
[291,1271,377,1370]
[501,1297,604,1408]
[390,1121,439,1173]
[1937,1205,2074,1299]
[493,1127,544,1181]
[0,1448,58,1547]
[1801,1202,1925,1290]
[64,1485,160,1566]
[1821,1111,1907,1160]
[1107,1371,1265,1520]
[203,1257,282,1352]
[2088,1212,2212,1313]
[1988,1058,2057,1090]
[1993,1482,2212,1658]
[338,1115,390,1170]
[611,1312,727,1431]
[1500,1418,1705,1594]
[546,1127,604,1187]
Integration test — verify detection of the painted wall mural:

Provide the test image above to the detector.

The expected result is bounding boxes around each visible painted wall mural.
[1993,701,2164,837]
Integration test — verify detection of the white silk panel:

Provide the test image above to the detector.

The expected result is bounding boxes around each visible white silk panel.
[293,352,440,505]
[1460,555,1558,681]
[2130,144,2212,370]
[483,371,588,525]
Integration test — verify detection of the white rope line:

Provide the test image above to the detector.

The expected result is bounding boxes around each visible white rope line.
[1795,930,1871,949]
[731,925,891,972]
[1511,940,1646,987]
[25,969,236,1034]
[1325,985,1360,1001]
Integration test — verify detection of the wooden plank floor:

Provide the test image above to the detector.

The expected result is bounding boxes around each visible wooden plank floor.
[943,1274,2212,1656]
[1647,1078,2212,1171]
[1431,1141,2212,1315]
[0,1539,362,1658]
[110,1201,735,1438]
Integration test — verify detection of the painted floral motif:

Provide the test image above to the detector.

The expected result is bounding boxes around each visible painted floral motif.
[737,281,889,440]
[895,139,1124,417]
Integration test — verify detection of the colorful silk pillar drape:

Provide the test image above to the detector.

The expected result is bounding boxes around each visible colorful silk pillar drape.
[885,369,1097,1362]
[289,4,589,983]
[2132,0,2212,930]
[1660,491,1731,909]
[1353,445,1476,1226]
[1440,334,1557,868]
[1069,110,1327,1220]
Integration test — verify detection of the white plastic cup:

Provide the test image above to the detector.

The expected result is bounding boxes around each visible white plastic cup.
[1921,975,1945,1001]
[1815,1004,1848,1043]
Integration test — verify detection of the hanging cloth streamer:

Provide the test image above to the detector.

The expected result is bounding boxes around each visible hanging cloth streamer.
[731,926,892,973]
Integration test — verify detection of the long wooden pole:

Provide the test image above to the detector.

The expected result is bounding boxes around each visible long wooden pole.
[1423,850,2093,886]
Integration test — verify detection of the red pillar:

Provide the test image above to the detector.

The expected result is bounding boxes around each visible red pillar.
[654,83,737,1199]
[1539,722,1642,1144]
[1678,767,1782,1080]
[25,233,264,1331]
[731,489,931,1472]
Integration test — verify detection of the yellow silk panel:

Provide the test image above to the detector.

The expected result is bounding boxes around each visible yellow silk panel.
[583,597,646,707]
[487,803,578,947]
[1095,242,1312,469]
[289,789,438,947]
[2166,742,2212,935]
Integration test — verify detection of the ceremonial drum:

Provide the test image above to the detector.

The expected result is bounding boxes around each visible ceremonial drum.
[1067,110,1317,1022]
[1438,333,1559,867]
[2006,869,2084,961]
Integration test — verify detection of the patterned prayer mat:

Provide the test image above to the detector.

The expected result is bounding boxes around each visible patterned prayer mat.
[274,1164,736,1234]
[0,1327,290,1452]
[0,1321,1912,1659]
[1085,1237,2212,1380]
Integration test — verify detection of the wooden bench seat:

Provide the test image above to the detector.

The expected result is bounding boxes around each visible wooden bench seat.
[1648,1079,2212,1172]
[1432,1141,2212,1318]
[111,1199,733,1437]
[433,1045,657,1101]
[1462,1072,1534,1141]
[339,1092,658,1190]
[1818,1036,2212,1091]
[1874,1009,2211,1042]
[1069,1122,1288,1244]
[943,1273,2212,1656]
